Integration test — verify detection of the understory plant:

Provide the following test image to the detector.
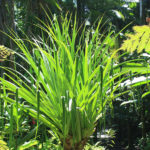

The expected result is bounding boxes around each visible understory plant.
[0,13,148,150]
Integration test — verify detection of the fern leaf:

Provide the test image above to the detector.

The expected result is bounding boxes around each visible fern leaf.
[145,39,150,51]
[137,31,149,53]
[0,140,9,150]
[121,25,150,53]
[0,45,15,61]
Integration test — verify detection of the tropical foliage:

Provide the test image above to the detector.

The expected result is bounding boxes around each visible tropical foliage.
[0,12,150,149]
[121,25,150,53]
[0,45,14,61]
[1,0,150,150]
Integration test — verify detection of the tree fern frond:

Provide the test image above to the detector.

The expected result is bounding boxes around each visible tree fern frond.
[0,140,9,150]
[0,45,15,61]
[145,39,150,51]
[121,25,150,53]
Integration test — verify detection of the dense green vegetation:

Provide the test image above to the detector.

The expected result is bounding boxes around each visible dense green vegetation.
[1,0,150,150]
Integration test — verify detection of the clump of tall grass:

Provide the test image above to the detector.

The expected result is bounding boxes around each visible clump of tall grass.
[0,13,147,150]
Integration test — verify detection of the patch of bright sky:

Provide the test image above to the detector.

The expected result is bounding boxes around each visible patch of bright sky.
[73,0,77,7]
[62,0,77,7]
[125,0,139,2]
[123,0,139,8]
[62,0,139,4]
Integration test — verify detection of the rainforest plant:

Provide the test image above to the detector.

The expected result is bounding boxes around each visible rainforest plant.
[0,13,148,150]
[121,24,150,98]
[121,25,150,53]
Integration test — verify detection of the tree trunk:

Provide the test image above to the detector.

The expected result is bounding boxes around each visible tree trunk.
[25,0,32,35]
[0,0,7,45]
[0,0,15,76]
[62,137,88,150]
[139,0,143,24]
[77,0,85,26]
[0,0,15,45]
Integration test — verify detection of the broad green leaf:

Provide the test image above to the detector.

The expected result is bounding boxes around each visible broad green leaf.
[18,140,38,150]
